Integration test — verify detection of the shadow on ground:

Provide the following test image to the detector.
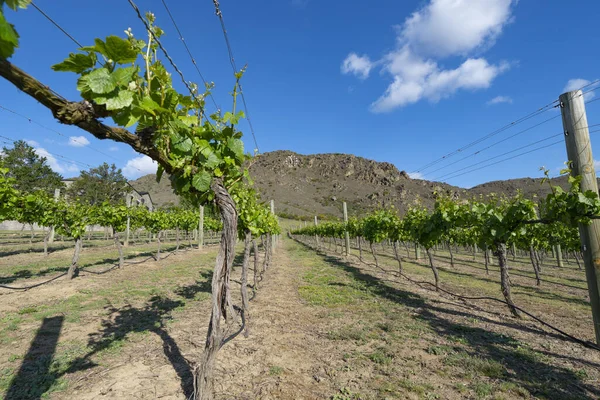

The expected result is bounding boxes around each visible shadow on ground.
[4,271,213,399]
[297,240,600,400]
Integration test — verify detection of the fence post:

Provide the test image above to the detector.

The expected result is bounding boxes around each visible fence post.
[48,188,60,244]
[124,194,132,247]
[270,200,276,250]
[314,216,319,249]
[343,202,350,257]
[560,89,600,343]
[198,205,204,250]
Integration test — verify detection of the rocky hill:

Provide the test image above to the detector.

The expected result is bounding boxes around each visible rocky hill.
[128,150,579,218]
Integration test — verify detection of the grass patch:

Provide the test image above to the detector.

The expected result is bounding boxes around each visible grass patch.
[444,351,504,379]
[268,365,283,376]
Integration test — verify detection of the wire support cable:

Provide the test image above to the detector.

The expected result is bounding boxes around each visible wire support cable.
[210,0,260,153]
[159,0,220,111]
[425,114,562,178]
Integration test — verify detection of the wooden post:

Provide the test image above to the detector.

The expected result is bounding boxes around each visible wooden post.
[555,244,564,268]
[270,200,276,250]
[314,216,319,248]
[560,89,600,343]
[343,202,350,257]
[48,188,60,243]
[415,243,420,260]
[124,194,132,247]
[198,205,204,250]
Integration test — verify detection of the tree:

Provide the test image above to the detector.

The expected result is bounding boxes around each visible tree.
[0,140,63,194]
[67,162,129,206]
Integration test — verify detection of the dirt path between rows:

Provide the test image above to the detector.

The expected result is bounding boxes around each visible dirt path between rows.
[54,240,337,399]
[213,241,336,400]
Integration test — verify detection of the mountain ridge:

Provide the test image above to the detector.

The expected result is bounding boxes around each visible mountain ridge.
[128,150,577,218]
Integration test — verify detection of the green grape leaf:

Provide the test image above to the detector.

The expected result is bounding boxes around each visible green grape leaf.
[112,109,140,127]
[171,133,192,153]
[192,170,211,192]
[93,36,138,64]
[51,52,96,73]
[156,165,164,183]
[103,90,134,110]
[111,66,137,86]
[0,12,19,59]
[226,137,244,161]
[81,68,117,94]
[4,0,31,10]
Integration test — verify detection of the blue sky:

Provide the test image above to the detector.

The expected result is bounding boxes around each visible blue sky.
[1,0,599,188]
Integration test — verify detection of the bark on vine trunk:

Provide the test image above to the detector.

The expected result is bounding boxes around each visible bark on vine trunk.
[241,231,252,338]
[176,227,180,251]
[193,179,238,400]
[426,248,439,291]
[358,237,363,261]
[392,241,403,274]
[156,231,162,261]
[43,230,50,257]
[115,233,124,268]
[448,243,455,268]
[529,245,541,286]
[67,238,82,279]
[484,247,489,274]
[495,243,520,318]
[29,224,34,246]
[534,250,542,273]
[574,251,582,270]
[369,242,378,267]
[252,239,259,290]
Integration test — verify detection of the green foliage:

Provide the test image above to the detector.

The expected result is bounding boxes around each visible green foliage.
[55,200,89,240]
[0,140,64,195]
[0,0,29,59]
[52,15,249,203]
[0,167,18,221]
[66,162,129,206]
[292,172,600,254]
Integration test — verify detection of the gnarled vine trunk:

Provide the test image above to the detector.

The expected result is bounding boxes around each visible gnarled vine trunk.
[369,242,378,267]
[43,229,51,257]
[392,241,403,274]
[115,232,124,268]
[448,243,455,268]
[156,231,162,261]
[67,238,82,279]
[484,247,490,274]
[426,248,439,291]
[193,179,238,400]
[529,245,541,286]
[495,243,519,318]
[574,251,582,270]
[241,231,252,337]
[358,237,363,261]
[252,239,259,290]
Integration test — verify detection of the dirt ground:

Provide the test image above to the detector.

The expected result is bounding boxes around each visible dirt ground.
[1,237,600,399]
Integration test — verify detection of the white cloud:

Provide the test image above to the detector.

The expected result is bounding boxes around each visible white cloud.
[399,0,514,58]
[343,0,516,111]
[563,79,598,102]
[487,95,513,105]
[26,139,40,147]
[68,136,90,147]
[408,172,424,179]
[372,58,509,112]
[109,146,119,152]
[341,53,373,79]
[123,155,157,179]
[33,147,64,174]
